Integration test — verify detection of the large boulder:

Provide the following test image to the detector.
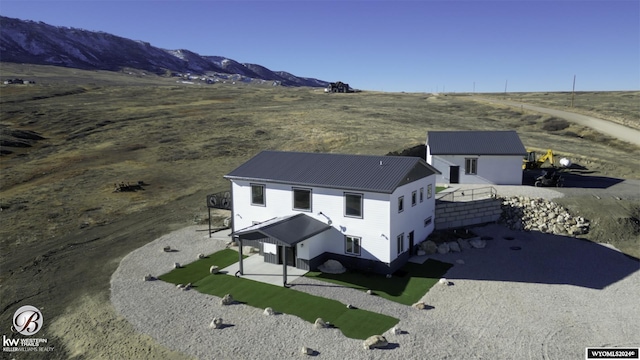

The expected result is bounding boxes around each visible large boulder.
[437,243,450,254]
[209,317,223,329]
[448,241,461,252]
[314,318,330,329]
[412,302,427,310]
[220,294,234,305]
[363,335,388,350]
[469,238,486,249]
[421,241,438,254]
[457,238,471,250]
[318,259,346,274]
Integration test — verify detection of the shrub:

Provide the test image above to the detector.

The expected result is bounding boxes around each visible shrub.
[542,117,570,131]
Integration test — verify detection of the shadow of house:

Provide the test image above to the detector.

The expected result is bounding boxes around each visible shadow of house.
[560,172,625,189]
[523,169,624,189]
[308,258,452,303]
[432,223,639,290]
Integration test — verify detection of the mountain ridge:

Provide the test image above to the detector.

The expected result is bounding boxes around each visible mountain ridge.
[0,16,329,87]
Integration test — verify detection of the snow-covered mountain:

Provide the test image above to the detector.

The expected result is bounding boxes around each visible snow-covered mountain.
[0,16,329,87]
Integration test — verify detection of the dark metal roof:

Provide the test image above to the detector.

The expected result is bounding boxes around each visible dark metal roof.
[233,214,331,247]
[427,130,527,155]
[224,150,440,194]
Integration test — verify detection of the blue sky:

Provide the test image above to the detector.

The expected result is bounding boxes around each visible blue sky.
[1,0,638,92]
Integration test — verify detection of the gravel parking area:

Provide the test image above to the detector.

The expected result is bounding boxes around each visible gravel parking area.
[111,222,640,359]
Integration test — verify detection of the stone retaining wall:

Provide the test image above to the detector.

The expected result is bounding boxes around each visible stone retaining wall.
[435,198,503,230]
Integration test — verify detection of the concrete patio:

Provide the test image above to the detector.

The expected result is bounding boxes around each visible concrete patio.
[220,253,308,287]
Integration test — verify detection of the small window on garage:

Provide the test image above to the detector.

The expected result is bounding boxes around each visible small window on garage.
[465,158,478,175]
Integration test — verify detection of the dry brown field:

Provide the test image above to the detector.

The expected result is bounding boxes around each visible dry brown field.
[1,63,638,359]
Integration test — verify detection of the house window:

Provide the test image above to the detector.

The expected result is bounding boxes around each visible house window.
[397,233,405,255]
[427,184,433,199]
[398,196,404,213]
[251,184,265,206]
[411,191,417,207]
[345,235,361,256]
[293,188,312,211]
[424,217,432,227]
[420,187,424,203]
[345,193,363,218]
[465,158,478,175]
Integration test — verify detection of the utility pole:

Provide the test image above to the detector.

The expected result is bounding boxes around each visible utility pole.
[473,81,475,93]
[504,80,508,98]
[571,75,576,108]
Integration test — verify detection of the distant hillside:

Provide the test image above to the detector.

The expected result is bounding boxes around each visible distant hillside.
[0,16,329,87]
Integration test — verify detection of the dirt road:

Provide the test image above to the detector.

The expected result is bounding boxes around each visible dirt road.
[474,97,640,146]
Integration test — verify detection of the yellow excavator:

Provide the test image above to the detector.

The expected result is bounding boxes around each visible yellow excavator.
[522,149,556,170]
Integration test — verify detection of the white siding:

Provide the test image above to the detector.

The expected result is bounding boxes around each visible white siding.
[297,230,335,260]
[428,154,523,185]
[230,180,392,263]
[389,175,437,260]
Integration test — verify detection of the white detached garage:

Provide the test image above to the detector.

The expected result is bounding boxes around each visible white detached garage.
[426,130,527,185]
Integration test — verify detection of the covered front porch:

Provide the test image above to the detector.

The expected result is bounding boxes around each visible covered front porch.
[220,253,309,287]
[232,213,332,287]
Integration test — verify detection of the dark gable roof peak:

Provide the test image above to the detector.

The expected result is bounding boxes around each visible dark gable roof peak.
[427,130,527,155]
[225,150,439,193]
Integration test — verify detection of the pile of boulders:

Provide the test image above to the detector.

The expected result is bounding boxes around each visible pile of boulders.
[417,237,484,255]
[499,196,590,236]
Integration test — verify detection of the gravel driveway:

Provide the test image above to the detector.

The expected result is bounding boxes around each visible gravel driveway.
[474,97,640,146]
[111,220,640,359]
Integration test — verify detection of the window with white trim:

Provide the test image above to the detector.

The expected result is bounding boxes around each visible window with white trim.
[465,158,478,175]
[420,187,424,202]
[397,233,405,254]
[424,216,432,227]
[398,196,404,213]
[345,235,361,256]
[427,184,433,199]
[251,184,265,206]
[411,191,417,206]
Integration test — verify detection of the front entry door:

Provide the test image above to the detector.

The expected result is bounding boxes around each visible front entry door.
[409,231,415,255]
[450,166,460,184]
[284,246,296,267]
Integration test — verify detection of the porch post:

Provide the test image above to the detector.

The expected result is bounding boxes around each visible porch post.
[282,246,288,287]
[238,236,243,275]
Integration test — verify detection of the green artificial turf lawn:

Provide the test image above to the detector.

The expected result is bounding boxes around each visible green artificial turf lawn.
[158,249,399,340]
[195,275,398,339]
[306,259,453,306]
[158,248,242,284]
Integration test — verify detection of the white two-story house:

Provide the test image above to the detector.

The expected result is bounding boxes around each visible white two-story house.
[224,150,440,279]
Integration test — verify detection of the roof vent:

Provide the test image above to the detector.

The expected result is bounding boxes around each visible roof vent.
[379,160,383,166]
